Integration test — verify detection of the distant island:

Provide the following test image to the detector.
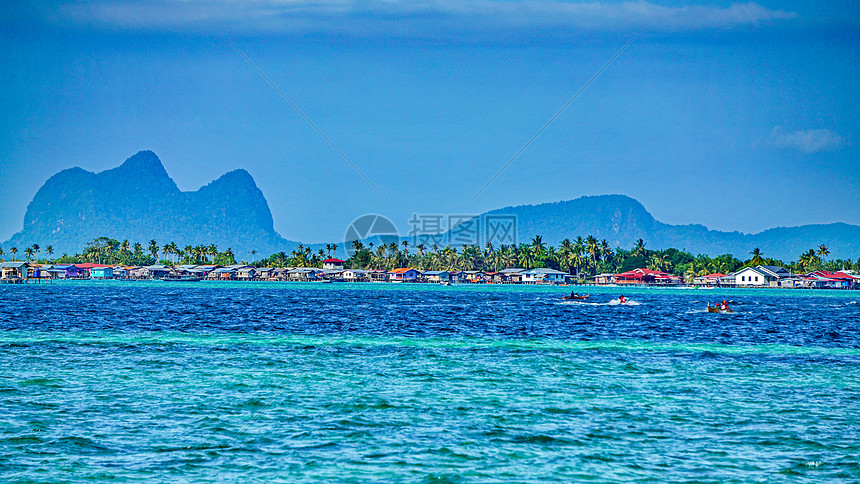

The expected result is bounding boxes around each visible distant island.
[1,151,298,259]
[3,150,860,263]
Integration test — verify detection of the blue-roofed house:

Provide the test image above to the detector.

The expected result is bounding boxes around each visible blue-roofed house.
[422,270,451,283]
[90,267,114,279]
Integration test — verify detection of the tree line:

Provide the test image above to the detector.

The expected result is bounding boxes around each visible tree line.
[0,237,235,267]
[2,236,856,280]
[255,236,857,279]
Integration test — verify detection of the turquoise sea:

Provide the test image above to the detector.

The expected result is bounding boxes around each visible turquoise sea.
[1,282,858,482]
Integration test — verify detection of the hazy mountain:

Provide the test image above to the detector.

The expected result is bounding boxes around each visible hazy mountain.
[4,153,858,263]
[478,195,860,261]
[2,151,298,258]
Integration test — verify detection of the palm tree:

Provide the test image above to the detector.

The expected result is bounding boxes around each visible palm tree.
[162,243,172,263]
[818,244,830,259]
[799,249,819,272]
[573,236,585,265]
[519,243,534,270]
[24,247,34,261]
[31,244,40,260]
[530,235,546,254]
[374,246,385,269]
[10,247,18,261]
[585,235,599,273]
[750,248,764,266]
[648,252,668,272]
[483,242,495,271]
[528,236,545,268]
[251,250,257,262]
[0,247,5,261]
[148,240,158,260]
[599,240,611,261]
[45,245,54,262]
[558,239,573,273]
[119,240,130,262]
[388,243,399,267]
[633,238,646,257]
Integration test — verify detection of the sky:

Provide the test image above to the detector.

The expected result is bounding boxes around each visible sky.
[1,0,858,244]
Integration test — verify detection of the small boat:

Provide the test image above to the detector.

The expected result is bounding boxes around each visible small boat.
[440,281,451,286]
[707,304,734,313]
[563,294,590,300]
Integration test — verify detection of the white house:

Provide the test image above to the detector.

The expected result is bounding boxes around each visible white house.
[323,258,345,270]
[593,273,614,284]
[521,268,567,284]
[732,265,791,287]
[342,269,368,281]
[0,262,29,280]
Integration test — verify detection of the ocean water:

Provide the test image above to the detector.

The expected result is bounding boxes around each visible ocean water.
[1,282,859,482]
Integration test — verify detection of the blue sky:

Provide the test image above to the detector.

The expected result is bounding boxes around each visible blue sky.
[1,1,858,243]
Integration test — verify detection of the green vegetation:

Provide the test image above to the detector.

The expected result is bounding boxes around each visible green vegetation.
[3,236,857,280]
[250,236,859,278]
[5,237,236,267]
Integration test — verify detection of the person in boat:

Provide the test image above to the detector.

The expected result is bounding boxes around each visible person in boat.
[618,295,627,304]
[569,291,578,299]
[720,300,729,311]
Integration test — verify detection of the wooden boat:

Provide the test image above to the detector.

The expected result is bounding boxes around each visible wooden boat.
[563,294,590,300]
[707,304,734,313]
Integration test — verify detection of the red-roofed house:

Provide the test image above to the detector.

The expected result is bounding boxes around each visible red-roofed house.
[806,271,856,289]
[614,268,681,285]
[323,258,344,270]
[388,268,419,282]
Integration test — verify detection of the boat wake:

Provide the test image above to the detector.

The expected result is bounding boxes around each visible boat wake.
[559,300,643,306]
[608,299,642,306]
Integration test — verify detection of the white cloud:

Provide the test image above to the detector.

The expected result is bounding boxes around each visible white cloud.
[770,127,847,154]
[46,1,797,36]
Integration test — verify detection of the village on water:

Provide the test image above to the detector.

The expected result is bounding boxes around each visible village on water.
[1,236,858,289]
